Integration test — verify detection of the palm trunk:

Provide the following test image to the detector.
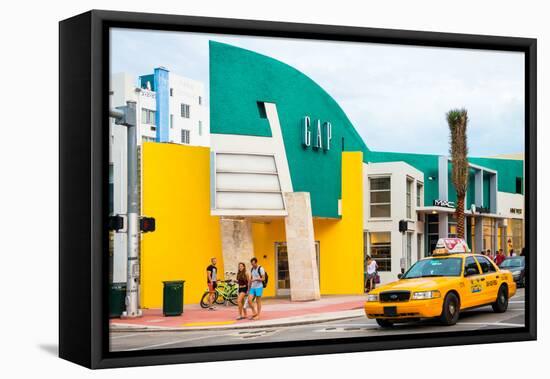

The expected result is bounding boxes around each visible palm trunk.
[455,195,465,239]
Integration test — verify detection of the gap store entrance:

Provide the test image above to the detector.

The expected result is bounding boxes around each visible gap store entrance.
[275,242,320,296]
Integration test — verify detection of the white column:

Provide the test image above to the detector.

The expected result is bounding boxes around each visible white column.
[283,192,321,301]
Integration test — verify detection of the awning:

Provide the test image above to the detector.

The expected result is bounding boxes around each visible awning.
[416,206,507,219]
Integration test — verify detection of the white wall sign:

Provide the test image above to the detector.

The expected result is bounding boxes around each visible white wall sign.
[434,199,455,208]
[302,116,331,151]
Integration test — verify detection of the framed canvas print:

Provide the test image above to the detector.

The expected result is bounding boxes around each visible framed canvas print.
[59,10,537,369]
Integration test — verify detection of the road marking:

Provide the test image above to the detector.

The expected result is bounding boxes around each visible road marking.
[110,333,143,340]
[122,333,231,351]
[317,323,376,328]
[458,322,524,327]
[182,320,235,327]
[509,300,525,304]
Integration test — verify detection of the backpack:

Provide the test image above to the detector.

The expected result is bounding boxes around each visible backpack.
[252,265,269,288]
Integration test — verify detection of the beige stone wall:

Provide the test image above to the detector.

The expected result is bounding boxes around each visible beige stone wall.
[283,192,321,301]
[220,218,254,280]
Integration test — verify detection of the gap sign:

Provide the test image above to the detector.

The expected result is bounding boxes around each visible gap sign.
[301,116,332,151]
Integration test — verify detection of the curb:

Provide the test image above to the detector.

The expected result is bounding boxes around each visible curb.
[110,310,365,332]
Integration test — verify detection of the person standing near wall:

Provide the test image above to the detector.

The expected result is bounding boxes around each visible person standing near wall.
[236,262,250,320]
[495,250,506,266]
[248,257,265,320]
[206,258,218,310]
[366,256,378,293]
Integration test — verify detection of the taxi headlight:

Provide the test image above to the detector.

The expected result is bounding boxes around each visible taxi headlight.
[412,290,441,300]
[367,294,379,302]
[512,270,521,276]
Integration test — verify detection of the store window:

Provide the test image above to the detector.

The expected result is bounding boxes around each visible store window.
[416,182,423,207]
[483,217,495,253]
[406,177,413,219]
[181,103,190,118]
[198,96,202,105]
[181,129,190,144]
[170,114,173,129]
[368,232,391,272]
[417,233,423,261]
[198,120,203,136]
[141,108,156,125]
[427,214,439,256]
[369,177,391,218]
[406,232,412,269]
[511,219,523,251]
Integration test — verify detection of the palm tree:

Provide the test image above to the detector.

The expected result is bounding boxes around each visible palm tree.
[446,108,469,239]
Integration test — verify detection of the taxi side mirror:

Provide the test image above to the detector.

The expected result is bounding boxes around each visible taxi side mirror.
[397,273,403,279]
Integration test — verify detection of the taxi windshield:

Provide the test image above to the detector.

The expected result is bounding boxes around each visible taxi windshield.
[402,258,463,279]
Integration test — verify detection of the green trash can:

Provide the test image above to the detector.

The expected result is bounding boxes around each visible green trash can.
[163,280,185,316]
[109,282,126,318]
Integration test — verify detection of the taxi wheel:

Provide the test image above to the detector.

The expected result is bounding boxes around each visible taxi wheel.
[439,292,460,326]
[492,285,509,313]
[376,319,394,328]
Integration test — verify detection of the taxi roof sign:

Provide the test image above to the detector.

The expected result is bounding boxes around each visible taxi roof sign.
[432,238,471,255]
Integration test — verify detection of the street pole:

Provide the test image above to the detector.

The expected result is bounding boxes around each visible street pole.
[110,100,142,318]
[124,100,141,318]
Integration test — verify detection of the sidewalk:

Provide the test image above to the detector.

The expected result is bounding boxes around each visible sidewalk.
[110,295,367,332]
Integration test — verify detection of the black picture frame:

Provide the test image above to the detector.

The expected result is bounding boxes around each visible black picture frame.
[59,9,537,369]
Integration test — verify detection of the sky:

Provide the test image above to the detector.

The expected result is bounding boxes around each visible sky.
[110,28,525,157]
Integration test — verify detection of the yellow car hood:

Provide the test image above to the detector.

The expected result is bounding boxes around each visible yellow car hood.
[375,277,458,292]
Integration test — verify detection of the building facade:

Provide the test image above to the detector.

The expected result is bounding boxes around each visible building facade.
[109,41,524,307]
[109,69,209,283]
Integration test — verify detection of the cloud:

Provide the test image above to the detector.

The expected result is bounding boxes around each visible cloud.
[110,28,525,156]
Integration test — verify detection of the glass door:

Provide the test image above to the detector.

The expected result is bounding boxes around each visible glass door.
[275,242,320,296]
[275,242,290,296]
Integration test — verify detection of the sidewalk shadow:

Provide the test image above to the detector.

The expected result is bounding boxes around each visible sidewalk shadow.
[38,344,58,356]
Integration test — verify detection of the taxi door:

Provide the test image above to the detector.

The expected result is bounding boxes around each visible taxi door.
[461,256,485,308]
[475,255,500,303]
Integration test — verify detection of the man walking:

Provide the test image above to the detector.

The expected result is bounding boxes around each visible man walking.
[206,257,218,310]
[248,257,265,320]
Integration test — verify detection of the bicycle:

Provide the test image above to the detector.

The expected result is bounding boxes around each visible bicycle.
[200,272,239,308]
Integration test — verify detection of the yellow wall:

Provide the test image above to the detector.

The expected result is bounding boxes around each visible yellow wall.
[140,145,364,307]
[141,143,223,307]
[314,152,364,295]
[250,152,364,297]
[251,220,285,297]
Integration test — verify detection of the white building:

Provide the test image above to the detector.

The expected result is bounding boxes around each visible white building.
[363,162,425,284]
[363,155,524,285]
[108,68,209,283]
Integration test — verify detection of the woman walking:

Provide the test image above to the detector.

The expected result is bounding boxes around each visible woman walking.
[236,262,250,320]
[366,256,378,293]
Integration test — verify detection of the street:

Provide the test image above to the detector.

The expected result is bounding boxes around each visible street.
[110,289,525,352]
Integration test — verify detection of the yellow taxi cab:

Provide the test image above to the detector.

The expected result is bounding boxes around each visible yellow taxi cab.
[364,238,517,327]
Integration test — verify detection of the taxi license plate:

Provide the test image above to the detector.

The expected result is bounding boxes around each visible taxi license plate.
[383,306,397,317]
